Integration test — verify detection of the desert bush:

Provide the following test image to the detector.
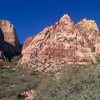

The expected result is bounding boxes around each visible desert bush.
[11,55,22,64]
[96,56,100,63]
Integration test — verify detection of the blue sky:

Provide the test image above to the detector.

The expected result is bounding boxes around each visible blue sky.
[0,0,100,43]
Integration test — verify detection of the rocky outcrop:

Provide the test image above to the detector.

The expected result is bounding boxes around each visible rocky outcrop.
[0,19,21,63]
[21,89,37,100]
[19,14,100,67]
[0,20,20,47]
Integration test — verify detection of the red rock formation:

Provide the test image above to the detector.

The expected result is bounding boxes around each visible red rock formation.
[0,19,21,63]
[19,14,100,65]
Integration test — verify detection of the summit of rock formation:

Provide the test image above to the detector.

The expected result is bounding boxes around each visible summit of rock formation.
[59,14,74,26]
[0,19,21,65]
[19,14,100,69]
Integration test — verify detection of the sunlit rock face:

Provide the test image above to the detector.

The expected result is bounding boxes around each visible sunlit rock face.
[0,20,21,48]
[19,14,100,65]
[0,19,21,62]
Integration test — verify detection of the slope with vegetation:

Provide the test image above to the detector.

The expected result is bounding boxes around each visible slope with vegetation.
[0,61,100,100]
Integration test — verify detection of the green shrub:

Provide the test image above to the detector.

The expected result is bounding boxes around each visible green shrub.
[96,56,100,63]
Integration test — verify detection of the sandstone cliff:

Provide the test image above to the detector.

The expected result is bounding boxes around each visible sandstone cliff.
[0,19,21,65]
[19,14,100,66]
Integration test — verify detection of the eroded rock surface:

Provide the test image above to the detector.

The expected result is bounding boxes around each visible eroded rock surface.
[19,14,100,67]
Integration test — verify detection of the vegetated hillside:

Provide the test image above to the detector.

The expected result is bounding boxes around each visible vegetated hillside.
[35,64,100,100]
[1,61,100,100]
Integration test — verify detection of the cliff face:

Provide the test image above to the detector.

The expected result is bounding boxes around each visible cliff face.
[0,20,20,47]
[0,20,21,65]
[19,14,100,65]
